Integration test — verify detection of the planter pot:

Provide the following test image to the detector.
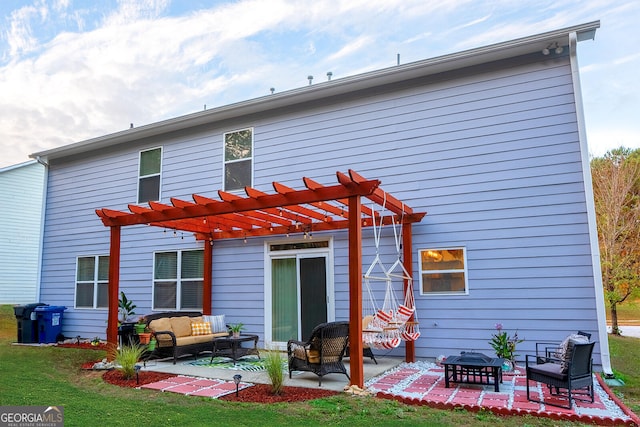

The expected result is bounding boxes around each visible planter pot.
[134,324,146,334]
[232,332,240,338]
[138,332,151,344]
[147,339,156,351]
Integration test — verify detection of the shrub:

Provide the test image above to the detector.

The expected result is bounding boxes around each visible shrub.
[116,344,146,379]
[264,349,284,395]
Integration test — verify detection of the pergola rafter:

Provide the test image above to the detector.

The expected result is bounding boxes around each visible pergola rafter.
[96,170,426,388]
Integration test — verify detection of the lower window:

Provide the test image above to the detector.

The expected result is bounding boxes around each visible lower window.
[419,248,468,295]
[153,249,203,310]
[76,256,109,308]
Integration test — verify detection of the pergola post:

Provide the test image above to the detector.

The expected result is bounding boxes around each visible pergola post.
[403,222,415,363]
[348,195,364,388]
[107,226,121,349]
[203,241,213,315]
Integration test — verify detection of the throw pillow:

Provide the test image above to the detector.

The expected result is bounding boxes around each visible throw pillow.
[191,322,212,336]
[560,334,590,373]
[203,314,227,333]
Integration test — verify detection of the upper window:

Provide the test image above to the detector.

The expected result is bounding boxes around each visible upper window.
[76,256,109,308]
[224,128,253,191]
[153,249,204,310]
[138,147,162,203]
[419,248,468,295]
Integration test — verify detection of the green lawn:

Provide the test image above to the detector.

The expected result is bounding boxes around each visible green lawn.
[1,305,637,426]
[606,298,640,325]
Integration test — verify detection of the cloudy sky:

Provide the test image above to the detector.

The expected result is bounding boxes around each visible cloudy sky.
[0,0,638,169]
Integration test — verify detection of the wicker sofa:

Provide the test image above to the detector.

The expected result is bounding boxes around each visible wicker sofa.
[144,311,229,364]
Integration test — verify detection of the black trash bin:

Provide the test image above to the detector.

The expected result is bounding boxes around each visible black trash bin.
[35,305,67,343]
[13,303,47,343]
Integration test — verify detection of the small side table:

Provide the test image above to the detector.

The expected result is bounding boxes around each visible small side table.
[211,334,260,364]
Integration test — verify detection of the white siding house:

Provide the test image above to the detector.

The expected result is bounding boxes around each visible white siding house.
[31,22,610,371]
[0,160,45,304]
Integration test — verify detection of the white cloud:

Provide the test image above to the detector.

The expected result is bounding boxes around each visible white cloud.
[0,0,638,168]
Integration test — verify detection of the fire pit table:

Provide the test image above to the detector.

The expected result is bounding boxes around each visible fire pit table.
[442,352,504,392]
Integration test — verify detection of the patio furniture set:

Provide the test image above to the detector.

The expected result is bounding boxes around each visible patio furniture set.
[134,312,596,409]
[137,312,260,365]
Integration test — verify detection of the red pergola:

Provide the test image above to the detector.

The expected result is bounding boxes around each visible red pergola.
[96,169,426,387]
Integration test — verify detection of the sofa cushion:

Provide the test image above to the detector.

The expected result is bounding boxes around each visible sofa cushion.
[148,317,172,334]
[293,346,320,364]
[176,335,214,346]
[191,322,212,336]
[171,316,193,338]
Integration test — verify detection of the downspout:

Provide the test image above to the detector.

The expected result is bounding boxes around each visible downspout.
[34,157,49,303]
[569,31,613,375]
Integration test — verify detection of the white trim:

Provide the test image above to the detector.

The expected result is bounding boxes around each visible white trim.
[152,248,204,311]
[222,127,254,192]
[0,159,38,173]
[74,255,109,309]
[137,146,163,204]
[569,32,612,375]
[418,247,469,297]
[264,238,334,350]
[35,161,47,303]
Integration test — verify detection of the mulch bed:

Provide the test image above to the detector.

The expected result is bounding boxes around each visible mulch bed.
[103,369,175,387]
[59,342,109,350]
[218,383,339,403]
[90,360,339,402]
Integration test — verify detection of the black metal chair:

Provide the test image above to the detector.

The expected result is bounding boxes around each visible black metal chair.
[526,341,595,409]
[287,321,350,386]
[535,331,591,363]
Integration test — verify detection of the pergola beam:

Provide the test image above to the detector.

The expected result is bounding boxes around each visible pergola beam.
[98,170,426,388]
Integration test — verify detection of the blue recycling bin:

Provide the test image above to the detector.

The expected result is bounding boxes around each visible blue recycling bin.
[35,306,67,343]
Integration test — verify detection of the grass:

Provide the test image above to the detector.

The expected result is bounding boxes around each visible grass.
[606,298,640,324]
[0,305,637,426]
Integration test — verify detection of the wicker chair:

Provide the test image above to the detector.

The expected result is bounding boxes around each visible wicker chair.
[287,321,350,386]
[526,341,595,409]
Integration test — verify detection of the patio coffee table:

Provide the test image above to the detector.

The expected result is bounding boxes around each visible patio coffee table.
[210,334,260,364]
[442,352,504,392]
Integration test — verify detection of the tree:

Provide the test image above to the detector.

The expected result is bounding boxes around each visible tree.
[591,147,640,335]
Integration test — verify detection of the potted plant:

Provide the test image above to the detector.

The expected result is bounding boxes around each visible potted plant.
[118,291,137,323]
[147,337,156,352]
[229,323,244,338]
[134,317,146,334]
[489,323,524,370]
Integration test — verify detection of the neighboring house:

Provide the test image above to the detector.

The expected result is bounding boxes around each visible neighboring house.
[0,160,45,304]
[31,22,611,373]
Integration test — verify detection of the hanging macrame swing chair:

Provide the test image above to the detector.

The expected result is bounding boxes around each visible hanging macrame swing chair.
[362,202,420,350]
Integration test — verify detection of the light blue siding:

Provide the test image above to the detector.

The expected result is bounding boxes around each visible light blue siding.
[38,52,602,365]
[0,161,45,304]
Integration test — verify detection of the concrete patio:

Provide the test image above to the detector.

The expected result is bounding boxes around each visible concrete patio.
[141,353,401,392]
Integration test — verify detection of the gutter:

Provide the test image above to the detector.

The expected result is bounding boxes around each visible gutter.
[569,30,612,376]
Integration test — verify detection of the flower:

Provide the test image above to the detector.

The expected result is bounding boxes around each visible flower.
[489,324,523,360]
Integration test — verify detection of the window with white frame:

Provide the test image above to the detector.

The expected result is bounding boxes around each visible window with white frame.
[223,128,252,191]
[138,147,162,203]
[419,248,468,295]
[76,256,109,308]
[153,249,204,310]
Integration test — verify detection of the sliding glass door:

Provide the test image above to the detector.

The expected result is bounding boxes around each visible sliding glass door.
[268,241,332,346]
